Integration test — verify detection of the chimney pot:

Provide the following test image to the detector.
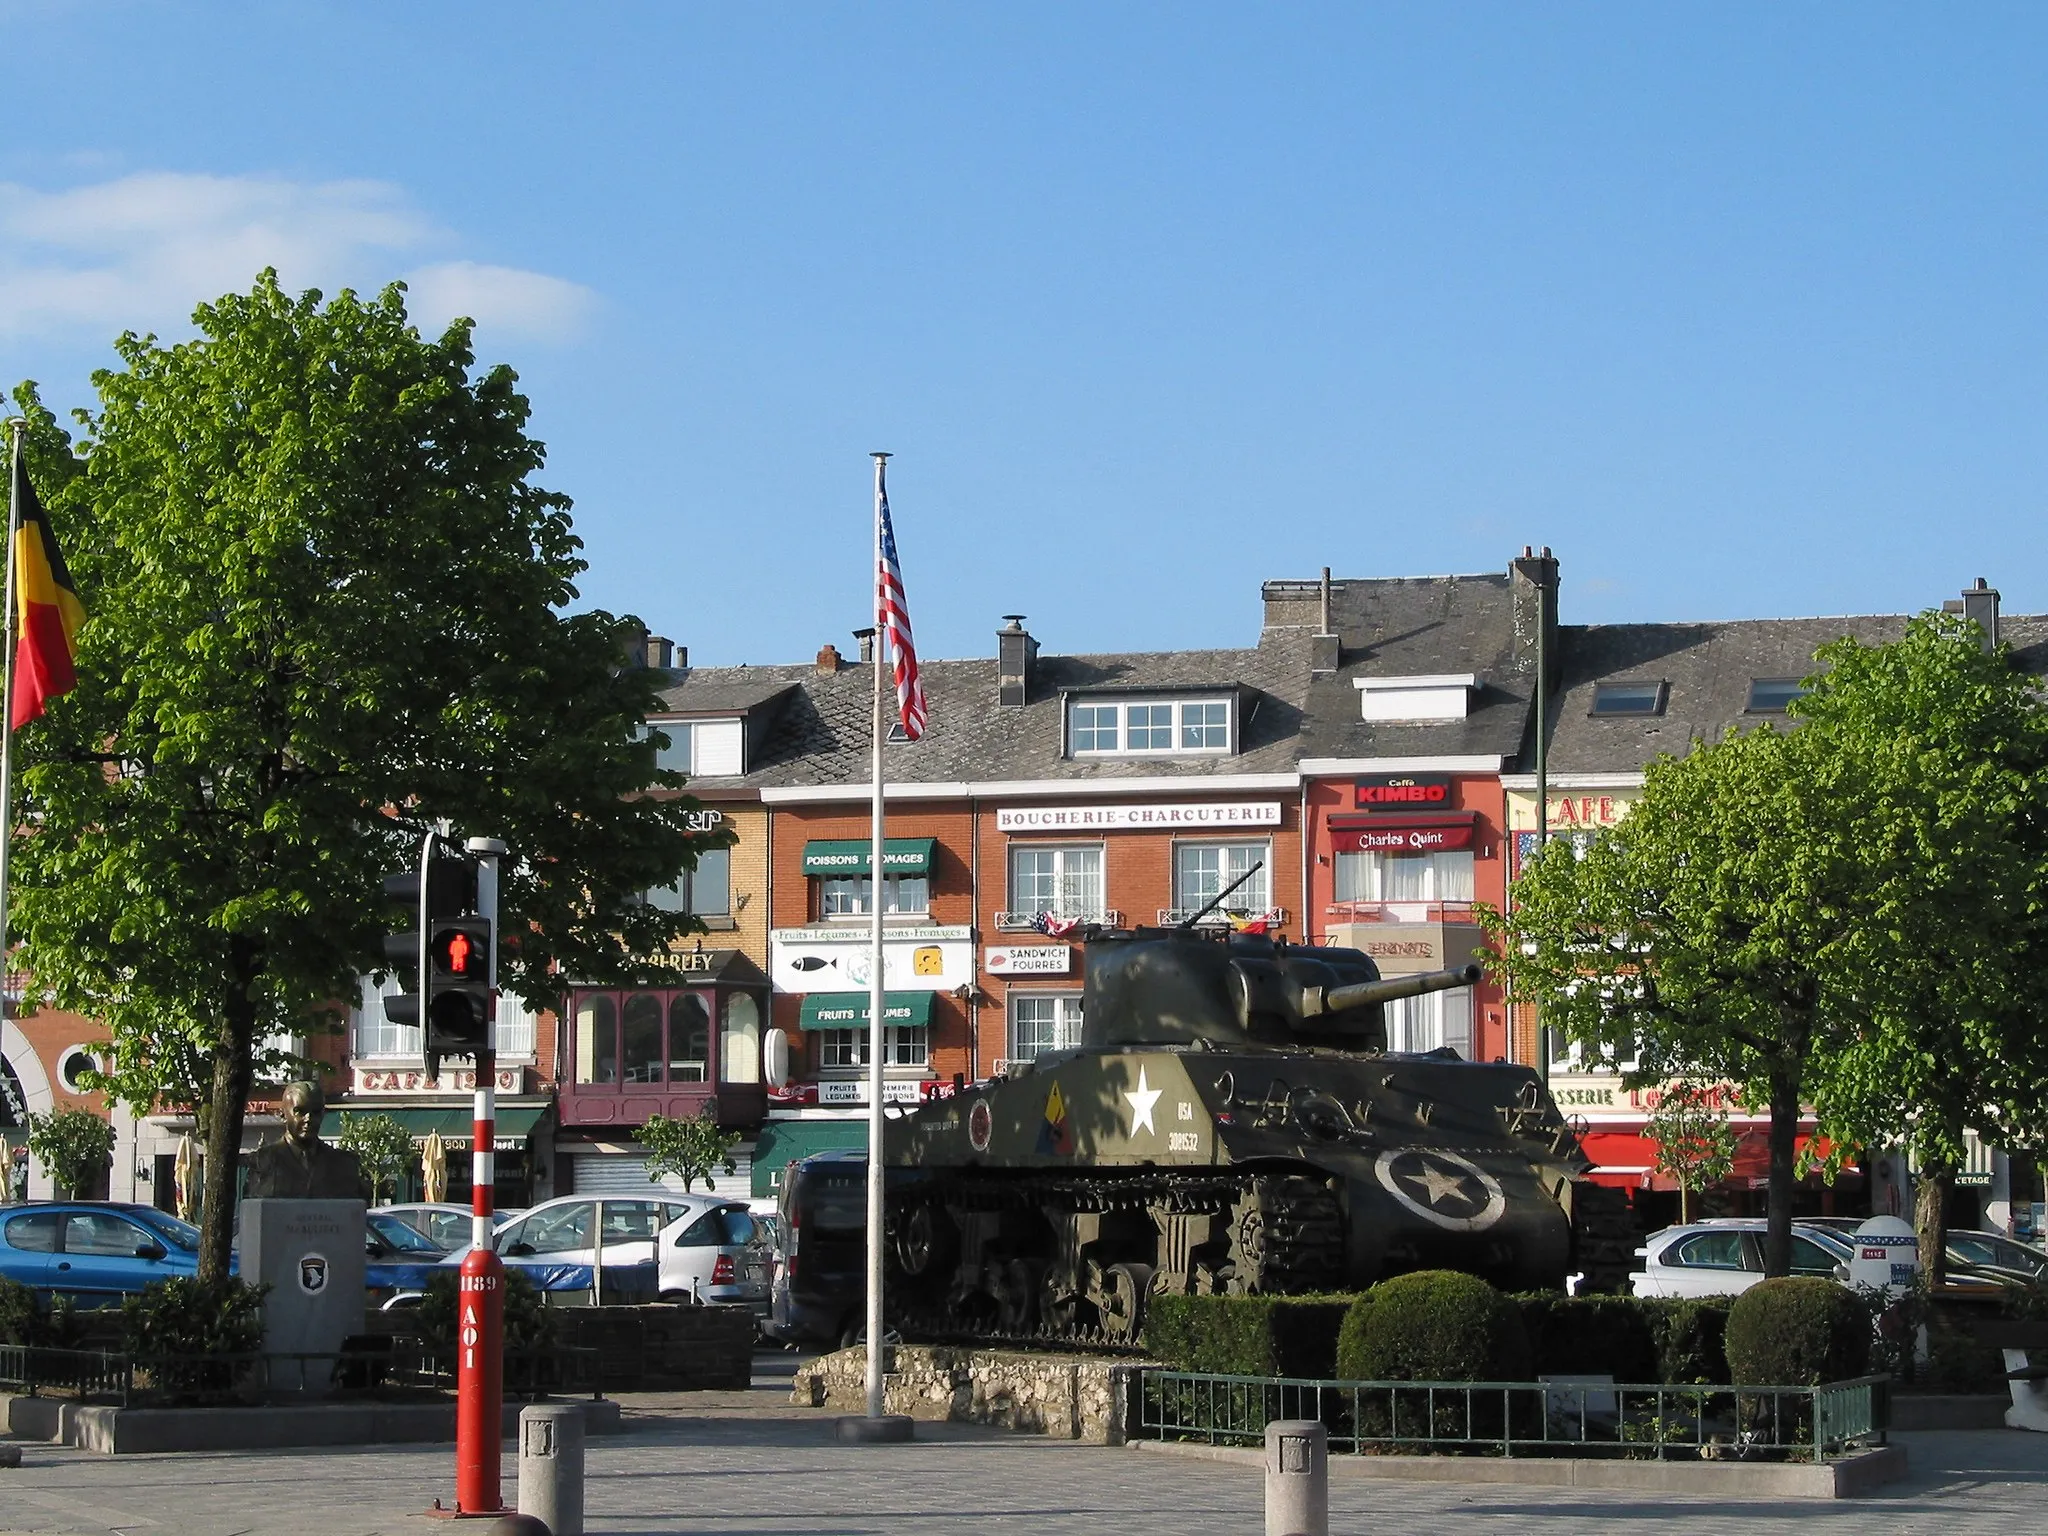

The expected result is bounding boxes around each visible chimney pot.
[852,627,876,665]
[998,617,1038,707]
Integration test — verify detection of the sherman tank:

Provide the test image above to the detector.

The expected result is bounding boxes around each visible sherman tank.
[881,920,1633,1347]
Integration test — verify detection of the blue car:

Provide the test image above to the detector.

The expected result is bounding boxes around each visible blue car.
[0,1201,448,1303]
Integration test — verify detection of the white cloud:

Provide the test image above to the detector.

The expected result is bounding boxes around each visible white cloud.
[0,171,595,344]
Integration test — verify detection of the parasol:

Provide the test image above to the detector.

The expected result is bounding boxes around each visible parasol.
[421,1129,447,1204]
[173,1134,201,1222]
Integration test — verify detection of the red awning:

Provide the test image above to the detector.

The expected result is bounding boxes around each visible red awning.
[1326,809,1479,854]
[1579,1127,1855,1190]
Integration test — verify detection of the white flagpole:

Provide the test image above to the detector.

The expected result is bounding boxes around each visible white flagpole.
[0,421,26,1019]
[864,450,890,1421]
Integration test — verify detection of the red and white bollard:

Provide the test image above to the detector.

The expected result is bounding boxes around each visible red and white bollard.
[455,1243,505,1514]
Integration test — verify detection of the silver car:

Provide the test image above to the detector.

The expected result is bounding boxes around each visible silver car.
[476,1194,771,1312]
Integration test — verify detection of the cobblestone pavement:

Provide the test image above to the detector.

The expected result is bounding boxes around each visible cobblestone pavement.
[0,1365,2043,1535]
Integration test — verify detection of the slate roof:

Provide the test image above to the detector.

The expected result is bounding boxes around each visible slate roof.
[643,629,1318,792]
[1293,572,1537,763]
[1541,611,2048,775]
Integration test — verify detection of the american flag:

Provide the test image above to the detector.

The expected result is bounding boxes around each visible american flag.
[877,479,928,740]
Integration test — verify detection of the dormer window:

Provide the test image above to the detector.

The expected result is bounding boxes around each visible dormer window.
[1067,695,1234,757]
[641,716,745,775]
[1354,674,1478,723]
[1590,680,1667,717]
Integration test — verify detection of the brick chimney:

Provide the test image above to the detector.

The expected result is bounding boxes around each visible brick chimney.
[644,634,674,670]
[816,642,844,675]
[998,616,1037,708]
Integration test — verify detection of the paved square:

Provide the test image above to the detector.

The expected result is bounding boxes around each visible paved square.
[0,1365,2043,1535]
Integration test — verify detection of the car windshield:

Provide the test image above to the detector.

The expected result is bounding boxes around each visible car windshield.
[129,1209,201,1250]
[1793,1227,1853,1260]
[369,1213,444,1253]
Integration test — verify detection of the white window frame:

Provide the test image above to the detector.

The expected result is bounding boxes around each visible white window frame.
[1007,844,1107,920]
[1382,986,1474,1058]
[1010,993,1085,1062]
[1067,697,1234,758]
[818,872,930,920]
[1171,841,1272,921]
[817,1026,929,1070]
[351,973,420,1062]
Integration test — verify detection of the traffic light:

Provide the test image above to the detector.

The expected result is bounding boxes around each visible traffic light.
[424,913,493,1067]
[382,837,485,1078]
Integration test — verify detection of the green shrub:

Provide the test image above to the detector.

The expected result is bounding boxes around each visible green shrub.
[1725,1277,1869,1386]
[0,1273,78,1348]
[416,1268,553,1355]
[1642,1297,1731,1385]
[1144,1294,1355,1378]
[1336,1271,1532,1383]
[1513,1293,1659,1382]
[120,1276,268,1403]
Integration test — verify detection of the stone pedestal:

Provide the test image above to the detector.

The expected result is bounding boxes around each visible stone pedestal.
[240,1199,365,1396]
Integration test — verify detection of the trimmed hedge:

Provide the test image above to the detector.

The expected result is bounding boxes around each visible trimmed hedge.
[1335,1270,1533,1383]
[1144,1294,1354,1379]
[1725,1277,1869,1387]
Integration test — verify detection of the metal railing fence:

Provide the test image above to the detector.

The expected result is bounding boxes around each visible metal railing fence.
[1139,1370,1889,1463]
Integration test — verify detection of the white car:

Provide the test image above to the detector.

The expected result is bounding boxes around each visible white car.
[379,1203,518,1251]
[1629,1220,1858,1298]
[455,1193,772,1311]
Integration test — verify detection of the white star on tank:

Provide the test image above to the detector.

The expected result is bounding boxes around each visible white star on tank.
[1123,1066,1162,1137]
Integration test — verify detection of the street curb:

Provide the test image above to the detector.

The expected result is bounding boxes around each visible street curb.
[1890,1395,2008,1431]
[1,1394,620,1455]
[1128,1437,1908,1498]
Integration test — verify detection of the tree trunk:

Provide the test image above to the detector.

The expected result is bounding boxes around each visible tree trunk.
[1761,1064,1802,1278]
[197,992,257,1284]
[1915,1161,1952,1286]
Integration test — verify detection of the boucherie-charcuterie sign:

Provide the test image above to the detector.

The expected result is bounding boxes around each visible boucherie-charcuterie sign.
[1355,773,1452,807]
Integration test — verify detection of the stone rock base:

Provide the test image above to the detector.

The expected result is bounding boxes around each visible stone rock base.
[791,1345,1144,1444]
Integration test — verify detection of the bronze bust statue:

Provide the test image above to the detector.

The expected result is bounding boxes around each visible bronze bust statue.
[243,1081,368,1201]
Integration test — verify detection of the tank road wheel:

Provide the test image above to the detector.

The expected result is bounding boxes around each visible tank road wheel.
[1226,1204,1270,1295]
[1568,1181,1638,1294]
[1097,1263,1154,1346]
[996,1258,1045,1334]
[892,1199,954,1285]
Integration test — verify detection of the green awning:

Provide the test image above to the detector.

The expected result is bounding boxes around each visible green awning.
[751,1118,870,1197]
[339,1104,548,1152]
[796,991,935,1031]
[800,838,936,877]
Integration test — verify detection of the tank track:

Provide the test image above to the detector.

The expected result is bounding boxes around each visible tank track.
[886,1169,1343,1350]
[1568,1180,1638,1294]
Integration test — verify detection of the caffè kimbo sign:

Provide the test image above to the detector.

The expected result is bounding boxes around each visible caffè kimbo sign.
[1355,773,1452,807]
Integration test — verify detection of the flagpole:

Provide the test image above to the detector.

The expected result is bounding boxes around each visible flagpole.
[0,420,24,1035]
[864,450,890,1422]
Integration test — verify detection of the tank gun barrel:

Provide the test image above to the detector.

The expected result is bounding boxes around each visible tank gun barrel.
[1303,962,1483,1017]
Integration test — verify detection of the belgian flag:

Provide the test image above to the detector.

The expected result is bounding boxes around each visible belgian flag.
[8,457,83,730]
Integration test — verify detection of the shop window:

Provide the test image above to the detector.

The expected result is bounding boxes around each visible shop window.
[1172,842,1270,920]
[721,993,761,1084]
[1745,677,1804,713]
[1068,697,1233,758]
[1383,987,1473,1058]
[668,994,709,1082]
[818,1026,928,1070]
[646,847,731,920]
[622,993,664,1084]
[575,995,620,1085]
[1590,680,1666,717]
[1007,845,1105,920]
[1333,850,1474,906]
[819,873,928,918]
[1010,994,1084,1061]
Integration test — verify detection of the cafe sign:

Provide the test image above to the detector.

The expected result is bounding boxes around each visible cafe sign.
[352,1066,526,1096]
[1355,773,1452,808]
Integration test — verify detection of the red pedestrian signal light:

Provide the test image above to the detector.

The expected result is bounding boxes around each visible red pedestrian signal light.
[432,925,483,979]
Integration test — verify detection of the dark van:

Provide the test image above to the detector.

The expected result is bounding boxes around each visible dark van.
[770,1150,869,1345]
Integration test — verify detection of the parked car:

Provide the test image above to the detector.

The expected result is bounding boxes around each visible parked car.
[377,1202,514,1251]
[1765,1217,2047,1287]
[769,1151,869,1345]
[364,1210,455,1300]
[451,1193,771,1312]
[1630,1220,1858,1299]
[0,1203,202,1302]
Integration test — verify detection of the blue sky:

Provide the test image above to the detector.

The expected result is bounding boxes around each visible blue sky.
[0,4,2042,665]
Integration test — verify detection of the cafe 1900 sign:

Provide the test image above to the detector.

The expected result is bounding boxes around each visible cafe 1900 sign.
[352,1066,526,1095]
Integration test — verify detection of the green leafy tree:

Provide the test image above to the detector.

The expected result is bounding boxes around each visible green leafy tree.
[330,1111,417,1204]
[6,273,725,1280]
[25,1107,114,1197]
[1483,719,1863,1278]
[634,1108,740,1192]
[1786,615,2048,1280]
[1645,1081,1738,1225]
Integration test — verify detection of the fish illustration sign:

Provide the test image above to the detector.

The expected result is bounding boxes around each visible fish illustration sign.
[769,926,971,991]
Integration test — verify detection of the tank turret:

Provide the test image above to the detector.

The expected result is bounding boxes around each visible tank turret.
[1080,925,1480,1051]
